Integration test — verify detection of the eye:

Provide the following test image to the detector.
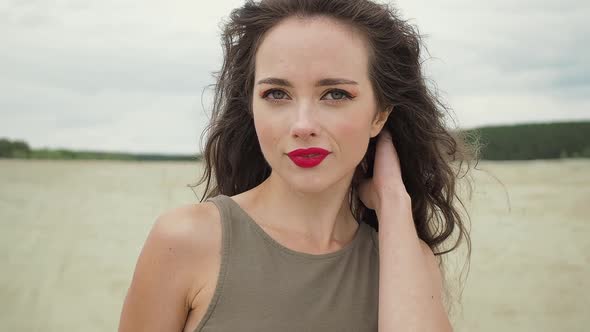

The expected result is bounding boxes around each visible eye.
[261,88,354,104]
[262,89,290,102]
[322,89,353,101]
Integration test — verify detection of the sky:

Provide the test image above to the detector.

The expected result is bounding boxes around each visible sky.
[1,0,588,155]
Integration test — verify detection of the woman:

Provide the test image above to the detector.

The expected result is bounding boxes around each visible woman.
[119,0,476,331]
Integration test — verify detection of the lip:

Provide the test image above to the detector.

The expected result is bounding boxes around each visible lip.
[287,147,331,168]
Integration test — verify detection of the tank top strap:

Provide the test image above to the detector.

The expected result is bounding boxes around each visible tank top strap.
[199,194,233,330]
[204,194,249,251]
[204,194,233,252]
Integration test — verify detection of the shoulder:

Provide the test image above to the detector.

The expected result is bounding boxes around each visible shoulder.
[151,201,221,253]
[143,201,222,300]
[118,201,222,331]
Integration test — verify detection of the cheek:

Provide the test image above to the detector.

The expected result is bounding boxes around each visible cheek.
[335,120,372,161]
[253,112,281,156]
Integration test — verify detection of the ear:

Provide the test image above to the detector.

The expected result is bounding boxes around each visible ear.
[370,106,393,138]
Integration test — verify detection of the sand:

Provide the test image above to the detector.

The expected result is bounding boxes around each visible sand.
[0,159,588,331]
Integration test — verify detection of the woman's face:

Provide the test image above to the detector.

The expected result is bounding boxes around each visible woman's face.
[252,16,389,193]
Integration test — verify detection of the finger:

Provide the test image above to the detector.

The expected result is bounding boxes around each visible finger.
[375,130,402,176]
[377,130,398,159]
[380,129,391,138]
[357,179,375,210]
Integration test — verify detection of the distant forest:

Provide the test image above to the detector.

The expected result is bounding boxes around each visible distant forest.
[1,121,589,161]
[463,121,589,160]
[0,140,198,162]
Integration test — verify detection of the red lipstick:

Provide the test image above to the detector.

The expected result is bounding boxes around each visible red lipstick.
[287,147,331,168]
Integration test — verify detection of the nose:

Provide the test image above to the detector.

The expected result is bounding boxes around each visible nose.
[290,103,320,140]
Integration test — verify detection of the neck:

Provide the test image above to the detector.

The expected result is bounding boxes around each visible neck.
[245,170,358,251]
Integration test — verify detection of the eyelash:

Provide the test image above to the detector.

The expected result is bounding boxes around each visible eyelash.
[261,88,354,104]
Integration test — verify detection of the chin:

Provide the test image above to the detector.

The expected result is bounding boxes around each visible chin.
[291,182,331,194]
[277,168,349,195]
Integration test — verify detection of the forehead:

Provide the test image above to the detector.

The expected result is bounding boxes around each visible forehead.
[254,16,371,83]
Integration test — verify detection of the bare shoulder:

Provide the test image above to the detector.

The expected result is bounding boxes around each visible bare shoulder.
[153,201,221,256]
[118,200,222,332]
[151,201,223,298]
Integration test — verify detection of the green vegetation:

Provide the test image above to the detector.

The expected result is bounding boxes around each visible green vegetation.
[1,121,588,161]
[462,121,590,160]
[0,138,200,162]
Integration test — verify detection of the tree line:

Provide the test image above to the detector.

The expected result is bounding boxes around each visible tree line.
[0,139,198,161]
[1,121,589,161]
[462,121,590,160]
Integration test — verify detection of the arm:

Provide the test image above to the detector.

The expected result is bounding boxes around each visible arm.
[359,131,452,331]
[376,194,451,332]
[118,207,209,332]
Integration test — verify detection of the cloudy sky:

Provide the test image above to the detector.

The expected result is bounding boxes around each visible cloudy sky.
[1,0,588,154]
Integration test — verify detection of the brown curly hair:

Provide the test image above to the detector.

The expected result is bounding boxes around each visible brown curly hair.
[191,0,480,311]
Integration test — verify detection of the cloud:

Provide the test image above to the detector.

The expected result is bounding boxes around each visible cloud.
[394,0,590,128]
[0,0,230,153]
[1,0,588,153]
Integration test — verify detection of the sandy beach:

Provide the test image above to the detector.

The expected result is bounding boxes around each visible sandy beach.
[0,159,588,331]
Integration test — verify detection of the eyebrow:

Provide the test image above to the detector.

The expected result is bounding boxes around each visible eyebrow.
[256,77,359,87]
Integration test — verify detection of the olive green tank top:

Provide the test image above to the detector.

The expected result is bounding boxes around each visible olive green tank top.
[195,194,380,332]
